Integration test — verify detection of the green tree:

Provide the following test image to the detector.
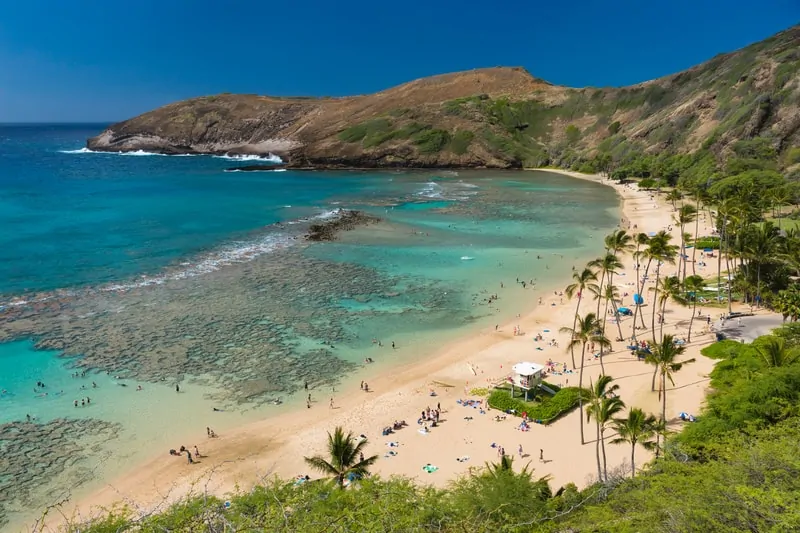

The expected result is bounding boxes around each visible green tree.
[675,204,697,282]
[683,275,705,342]
[654,275,686,340]
[304,426,378,487]
[754,336,800,367]
[647,232,679,342]
[561,312,611,444]
[666,189,682,210]
[565,267,599,369]
[566,124,581,145]
[610,407,658,478]
[586,375,625,481]
[648,335,696,428]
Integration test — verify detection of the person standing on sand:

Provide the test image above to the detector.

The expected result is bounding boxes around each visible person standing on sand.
[518,444,523,458]
[330,397,334,409]
[176,384,180,393]
[539,449,544,462]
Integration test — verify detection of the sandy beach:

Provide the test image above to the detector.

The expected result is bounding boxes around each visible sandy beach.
[38,171,755,530]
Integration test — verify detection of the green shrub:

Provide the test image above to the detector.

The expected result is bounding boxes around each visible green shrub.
[487,387,582,424]
[338,118,392,143]
[700,339,744,359]
[565,125,581,145]
[413,128,451,153]
[694,236,721,250]
[448,131,474,154]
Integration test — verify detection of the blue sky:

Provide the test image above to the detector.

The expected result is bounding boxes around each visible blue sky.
[1,0,797,122]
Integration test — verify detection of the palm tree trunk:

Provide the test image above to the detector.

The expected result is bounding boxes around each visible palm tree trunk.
[578,343,587,445]
[595,269,606,317]
[651,266,661,344]
[661,372,667,425]
[650,363,659,392]
[691,196,700,276]
[717,216,724,308]
[600,427,608,481]
[756,263,762,308]
[679,224,686,282]
[599,274,614,376]
[688,298,697,342]
[595,420,602,482]
[570,296,582,369]
[630,444,636,478]
[610,297,625,343]
[725,234,733,316]
[633,258,654,337]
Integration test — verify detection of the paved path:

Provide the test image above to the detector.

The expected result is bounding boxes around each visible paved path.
[718,313,785,342]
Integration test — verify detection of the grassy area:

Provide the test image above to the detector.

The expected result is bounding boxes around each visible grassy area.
[487,384,581,425]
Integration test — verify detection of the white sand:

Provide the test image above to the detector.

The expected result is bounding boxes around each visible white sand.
[44,171,769,529]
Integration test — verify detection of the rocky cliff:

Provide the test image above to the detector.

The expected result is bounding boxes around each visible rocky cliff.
[88,25,800,171]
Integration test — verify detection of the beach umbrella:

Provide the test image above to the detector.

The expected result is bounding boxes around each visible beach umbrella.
[633,294,644,305]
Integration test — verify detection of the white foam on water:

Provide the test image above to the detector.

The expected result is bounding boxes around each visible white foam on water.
[1,208,347,306]
[460,256,475,261]
[59,148,195,156]
[213,153,283,163]
[101,233,295,292]
[415,181,444,199]
[59,147,96,154]
[59,149,279,161]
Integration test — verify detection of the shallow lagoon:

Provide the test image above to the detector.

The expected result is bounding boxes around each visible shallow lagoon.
[0,125,619,529]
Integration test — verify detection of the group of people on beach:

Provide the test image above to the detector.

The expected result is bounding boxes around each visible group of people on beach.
[169,445,202,464]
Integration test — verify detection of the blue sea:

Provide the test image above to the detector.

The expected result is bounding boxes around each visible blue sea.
[0,123,619,529]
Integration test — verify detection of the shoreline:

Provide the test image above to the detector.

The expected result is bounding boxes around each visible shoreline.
[28,170,733,531]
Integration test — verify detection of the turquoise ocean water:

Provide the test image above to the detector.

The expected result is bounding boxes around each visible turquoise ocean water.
[0,124,619,528]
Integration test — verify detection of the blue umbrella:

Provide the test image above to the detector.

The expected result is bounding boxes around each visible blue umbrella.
[633,294,644,305]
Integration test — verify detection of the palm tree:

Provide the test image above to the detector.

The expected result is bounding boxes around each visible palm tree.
[565,268,599,369]
[683,275,705,342]
[611,407,658,478]
[604,229,635,258]
[604,283,625,346]
[590,253,624,363]
[675,204,697,282]
[689,186,710,277]
[560,312,611,445]
[653,275,686,339]
[648,232,679,342]
[745,222,781,308]
[631,233,650,337]
[647,335,696,425]
[585,375,625,481]
[666,189,682,210]
[486,453,515,476]
[754,336,800,367]
[304,426,378,487]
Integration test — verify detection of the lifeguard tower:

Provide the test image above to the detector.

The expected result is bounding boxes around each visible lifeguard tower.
[510,362,545,401]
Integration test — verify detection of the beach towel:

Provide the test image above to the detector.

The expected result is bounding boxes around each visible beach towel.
[422,464,439,473]
[418,428,429,435]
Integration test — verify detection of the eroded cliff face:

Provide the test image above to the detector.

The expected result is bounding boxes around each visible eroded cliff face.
[88,25,800,170]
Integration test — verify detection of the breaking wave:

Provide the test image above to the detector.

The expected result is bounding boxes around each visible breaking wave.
[213,153,283,163]
[0,208,347,308]
[59,149,282,162]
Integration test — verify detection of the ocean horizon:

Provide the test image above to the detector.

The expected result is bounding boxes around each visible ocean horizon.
[0,123,619,529]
